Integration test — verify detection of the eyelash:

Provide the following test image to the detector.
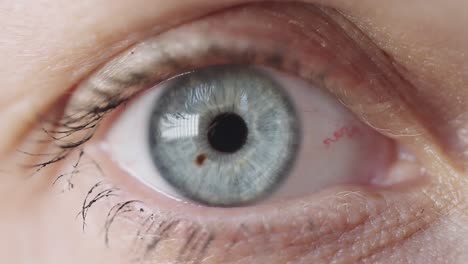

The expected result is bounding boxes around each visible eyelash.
[20,2,425,262]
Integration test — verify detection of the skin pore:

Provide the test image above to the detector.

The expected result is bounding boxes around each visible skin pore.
[0,0,467,263]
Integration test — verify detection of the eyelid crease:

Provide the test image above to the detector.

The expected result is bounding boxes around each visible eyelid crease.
[62,3,425,144]
[25,2,451,186]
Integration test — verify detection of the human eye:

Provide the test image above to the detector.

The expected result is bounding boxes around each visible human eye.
[103,64,394,207]
[16,2,455,263]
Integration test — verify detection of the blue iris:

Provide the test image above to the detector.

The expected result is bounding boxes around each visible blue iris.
[148,65,300,206]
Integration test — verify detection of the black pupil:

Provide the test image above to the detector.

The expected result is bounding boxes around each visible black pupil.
[207,113,248,153]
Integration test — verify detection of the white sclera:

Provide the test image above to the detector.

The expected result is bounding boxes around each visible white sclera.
[267,69,390,200]
[105,67,391,204]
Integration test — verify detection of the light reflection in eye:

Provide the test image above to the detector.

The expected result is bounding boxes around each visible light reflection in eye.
[102,64,394,207]
[159,113,200,141]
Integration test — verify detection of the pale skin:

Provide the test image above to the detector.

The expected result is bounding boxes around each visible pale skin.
[0,0,468,263]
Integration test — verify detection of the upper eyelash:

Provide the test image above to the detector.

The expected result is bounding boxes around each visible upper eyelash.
[21,95,125,170]
[26,4,400,171]
[18,0,421,174]
[31,53,296,170]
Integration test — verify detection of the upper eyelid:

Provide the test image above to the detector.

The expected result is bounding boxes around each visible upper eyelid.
[71,5,341,113]
[64,3,422,140]
[30,2,437,176]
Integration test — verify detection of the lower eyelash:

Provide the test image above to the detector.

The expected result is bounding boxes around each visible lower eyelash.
[55,149,217,263]
[57,149,321,264]
[99,193,217,263]
[47,143,439,264]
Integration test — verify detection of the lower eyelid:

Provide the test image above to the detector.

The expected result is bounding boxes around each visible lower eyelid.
[68,144,443,263]
[80,119,434,262]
